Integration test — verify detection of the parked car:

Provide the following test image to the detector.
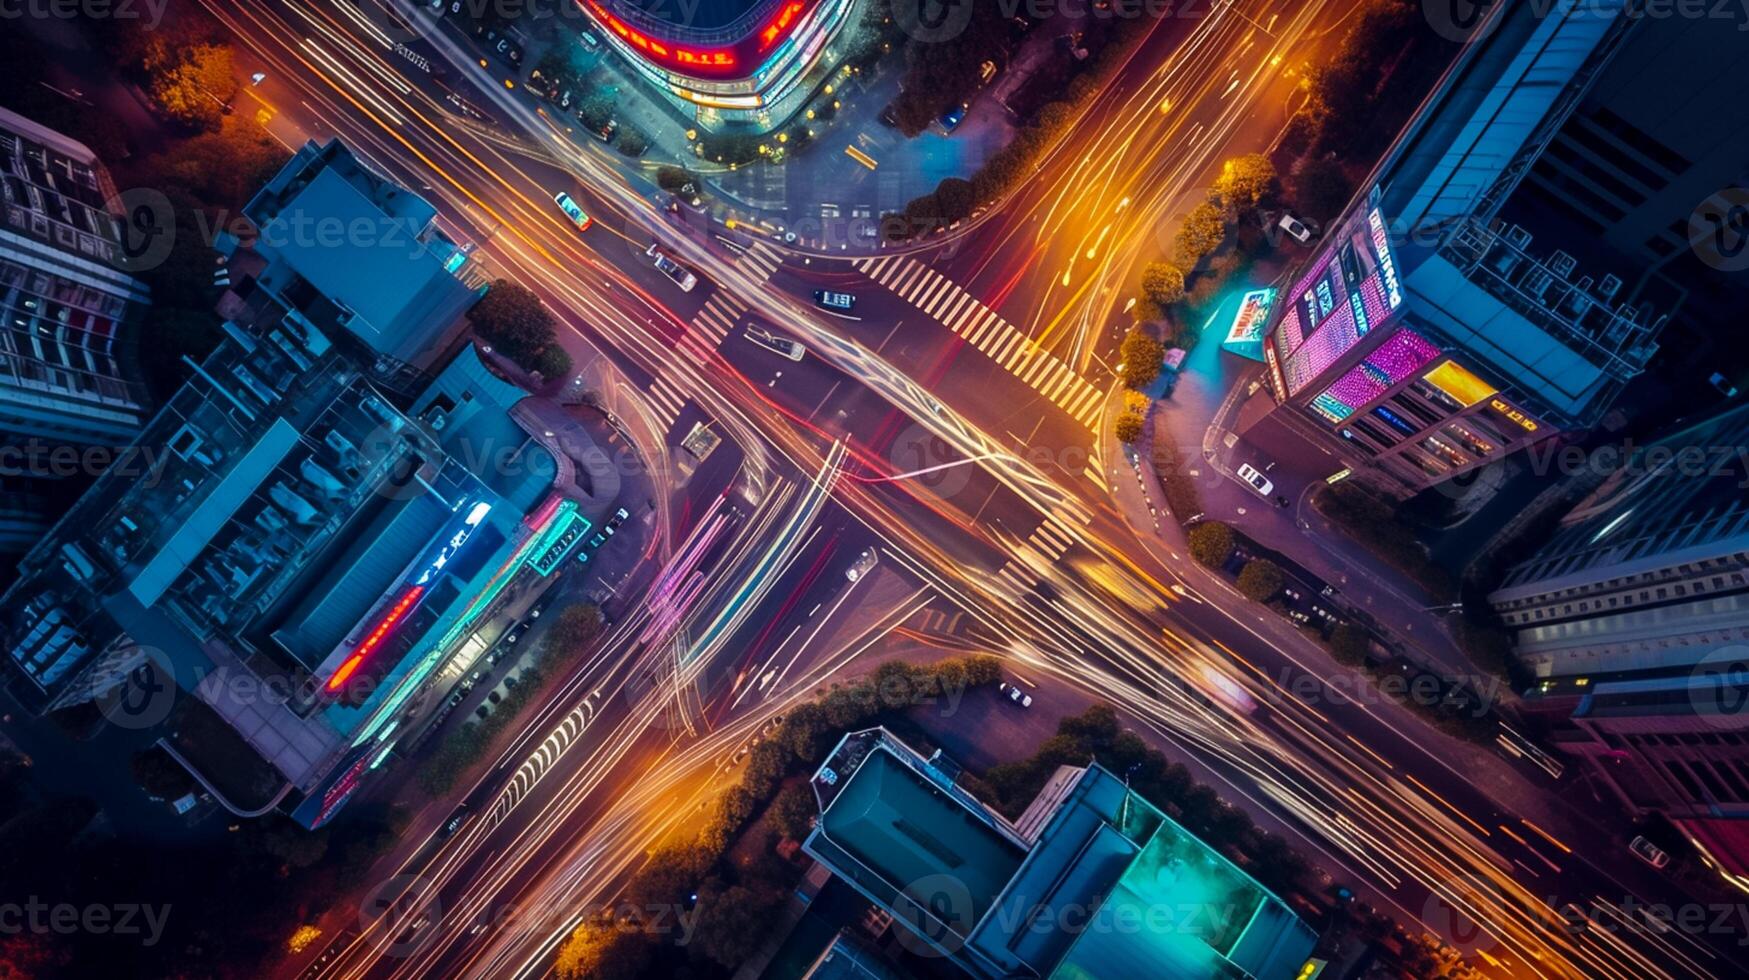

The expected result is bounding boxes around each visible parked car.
[606,506,631,530]
[645,244,698,291]
[1235,463,1274,499]
[998,681,1033,708]
[1629,835,1671,869]
[938,103,968,132]
[438,803,472,839]
[745,329,805,361]
[1278,212,1319,244]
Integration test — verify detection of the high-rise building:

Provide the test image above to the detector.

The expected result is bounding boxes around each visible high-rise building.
[0,107,152,551]
[1260,1,1749,496]
[802,728,1318,980]
[1489,402,1749,890]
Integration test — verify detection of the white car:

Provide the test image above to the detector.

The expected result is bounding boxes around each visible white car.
[553,191,592,232]
[1236,463,1274,498]
[1278,212,1319,245]
[745,328,805,361]
[845,548,878,581]
[1629,835,1671,869]
[999,682,1032,708]
[645,243,697,291]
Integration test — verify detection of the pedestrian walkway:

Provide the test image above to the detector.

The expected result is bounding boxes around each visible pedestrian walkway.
[994,516,1082,594]
[639,247,775,432]
[851,255,1105,429]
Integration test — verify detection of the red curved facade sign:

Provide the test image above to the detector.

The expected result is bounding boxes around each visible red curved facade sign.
[579,0,813,80]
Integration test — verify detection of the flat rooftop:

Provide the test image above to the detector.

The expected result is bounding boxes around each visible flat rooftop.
[816,746,1025,936]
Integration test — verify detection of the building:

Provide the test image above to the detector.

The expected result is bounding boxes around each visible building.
[576,0,859,125]
[0,107,153,550]
[0,140,620,827]
[803,729,1318,980]
[1487,403,1749,888]
[1256,0,1749,496]
[222,138,484,392]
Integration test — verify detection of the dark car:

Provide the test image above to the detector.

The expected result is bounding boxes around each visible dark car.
[438,804,472,839]
[939,104,967,132]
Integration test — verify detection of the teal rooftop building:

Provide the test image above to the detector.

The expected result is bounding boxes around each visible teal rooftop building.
[803,729,1318,980]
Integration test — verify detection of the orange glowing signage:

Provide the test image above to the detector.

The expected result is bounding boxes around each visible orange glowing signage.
[577,0,814,78]
[327,585,425,692]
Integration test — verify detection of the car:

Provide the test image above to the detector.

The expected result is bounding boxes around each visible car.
[1235,463,1274,499]
[998,681,1033,708]
[553,191,593,232]
[939,104,967,132]
[1278,212,1319,245]
[579,29,602,51]
[745,329,805,361]
[846,548,878,582]
[645,243,698,291]
[438,803,472,840]
[1629,835,1671,869]
[587,532,607,548]
[812,289,856,312]
[606,506,630,530]
[588,117,619,143]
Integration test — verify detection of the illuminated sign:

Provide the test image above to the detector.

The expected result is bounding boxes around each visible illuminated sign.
[327,584,425,692]
[1488,398,1540,433]
[1368,208,1402,308]
[1223,288,1275,362]
[578,0,818,80]
[1424,361,1497,408]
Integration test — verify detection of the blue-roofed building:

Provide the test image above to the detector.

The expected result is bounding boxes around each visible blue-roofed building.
[803,729,1318,980]
[221,139,484,389]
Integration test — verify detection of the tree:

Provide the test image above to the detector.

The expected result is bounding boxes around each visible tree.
[1114,410,1145,444]
[1328,623,1370,666]
[532,344,573,380]
[614,126,648,157]
[549,604,604,652]
[1118,329,1164,390]
[149,43,239,132]
[769,782,816,841]
[1212,153,1276,216]
[1173,201,1228,269]
[742,742,791,797]
[554,917,651,980]
[1140,262,1185,308]
[934,177,976,224]
[1188,522,1234,568]
[470,280,558,370]
[656,166,695,194]
[689,884,781,968]
[130,747,195,801]
[1237,558,1285,603]
[1290,156,1354,224]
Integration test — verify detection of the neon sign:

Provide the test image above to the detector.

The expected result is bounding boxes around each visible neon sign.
[1369,209,1402,309]
[576,0,816,78]
[327,584,425,692]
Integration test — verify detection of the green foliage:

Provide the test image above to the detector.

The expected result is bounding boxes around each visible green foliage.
[1149,421,1203,525]
[1289,156,1354,224]
[416,662,552,795]
[690,883,784,968]
[146,43,238,132]
[1173,200,1228,269]
[1188,522,1235,568]
[1114,410,1144,444]
[1212,153,1276,216]
[768,782,816,841]
[548,604,605,652]
[1118,329,1164,390]
[1236,558,1285,603]
[531,344,573,380]
[470,280,567,378]
[553,917,652,980]
[656,165,695,193]
[1140,262,1185,308]
[129,748,194,802]
[1328,623,1370,666]
[614,125,649,158]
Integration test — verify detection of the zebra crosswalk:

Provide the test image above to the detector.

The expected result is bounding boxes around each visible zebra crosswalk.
[852,256,1106,429]
[993,518,1082,594]
[645,376,687,432]
[738,240,784,280]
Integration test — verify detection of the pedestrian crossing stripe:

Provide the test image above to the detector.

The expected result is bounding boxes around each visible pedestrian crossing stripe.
[646,376,686,429]
[853,255,1104,429]
[740,242,783,281]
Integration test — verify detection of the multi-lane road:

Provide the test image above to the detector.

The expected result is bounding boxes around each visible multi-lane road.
[198,1,1746,978]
